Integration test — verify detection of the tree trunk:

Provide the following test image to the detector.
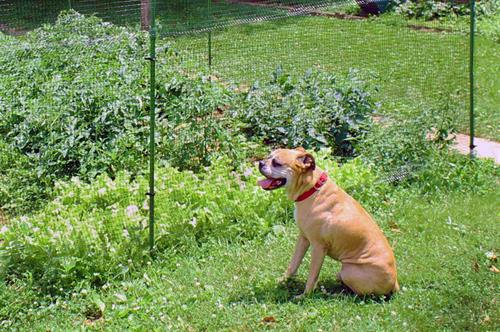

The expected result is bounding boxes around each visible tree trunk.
[141,0,151,31]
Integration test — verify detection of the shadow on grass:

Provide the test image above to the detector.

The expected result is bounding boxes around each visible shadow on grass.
[229,278,355,304]
[230,277,397,305]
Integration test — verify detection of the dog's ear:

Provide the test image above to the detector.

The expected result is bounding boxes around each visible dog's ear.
[296,153,315,172]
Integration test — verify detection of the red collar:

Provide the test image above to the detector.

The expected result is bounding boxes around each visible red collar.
[295,172,328,202]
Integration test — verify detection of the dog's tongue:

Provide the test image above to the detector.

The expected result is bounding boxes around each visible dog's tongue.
[258,178,274,189]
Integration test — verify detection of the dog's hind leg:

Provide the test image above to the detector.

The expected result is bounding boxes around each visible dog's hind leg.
[339,263,397,296]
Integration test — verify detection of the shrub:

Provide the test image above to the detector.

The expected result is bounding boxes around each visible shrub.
[478,14,500,43]
[476,0,500,17]
[393,0,466,20]
[416,150,498,195]
[358,101,457,175]
[232,67,376,157]
[0,11,246,213]
[393,0,498,20]
[0,12,148,180]
[358,100,498,196]
[0,154,383,294]
[0,140,52,214]
[156,74,249,171]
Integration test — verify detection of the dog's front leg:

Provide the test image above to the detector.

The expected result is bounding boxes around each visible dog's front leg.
[302,245,326,295]
[284,234,310,279]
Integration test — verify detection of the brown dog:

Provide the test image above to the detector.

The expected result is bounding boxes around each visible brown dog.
[258,148,399,296]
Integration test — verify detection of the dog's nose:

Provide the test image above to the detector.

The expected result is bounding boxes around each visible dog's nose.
[258,160,265,169]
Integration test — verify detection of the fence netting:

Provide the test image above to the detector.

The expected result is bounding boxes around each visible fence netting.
[0,0,470,111]
[0,0,472,252]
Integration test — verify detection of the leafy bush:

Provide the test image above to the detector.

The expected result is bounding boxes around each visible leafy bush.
[0,140,52,213]
[393,0,468,20]
[0,11,247,213]
[478,13,500,43]
[416,150,498,195]
[0,155,383,294]
[393,0,498,20]
[476,0,500,17]
[156,74,249,171]
[0,12,148,180]
[232,67,376,157]
[358,100,498,196]
[359,101,457,174]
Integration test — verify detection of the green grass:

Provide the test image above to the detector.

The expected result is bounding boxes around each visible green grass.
[476,36,500,140]
[1,188,498,330]
[171,15,499,141]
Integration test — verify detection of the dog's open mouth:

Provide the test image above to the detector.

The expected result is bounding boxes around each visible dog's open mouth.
[257,177,286,190]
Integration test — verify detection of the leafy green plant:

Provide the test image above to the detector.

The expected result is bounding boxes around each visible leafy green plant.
[0,11,248,213]
[358,98,498,197]
[156,74,248,171]
[0,160,283,293]
[415,149,498,195]
[0,139,51,213]
[476,0,500,17]
[0,12,149,194]
[478,13,500,43]
[0,153,385,294]
[393,0,469,20]
[392,0,499,20]
[233,67,376,157]
[359,100,457,174]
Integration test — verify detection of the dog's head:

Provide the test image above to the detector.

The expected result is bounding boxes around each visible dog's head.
[257,147,316,197]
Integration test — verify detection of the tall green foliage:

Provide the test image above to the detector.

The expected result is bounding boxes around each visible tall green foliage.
[0,12,246,212]
[233,68,376,157]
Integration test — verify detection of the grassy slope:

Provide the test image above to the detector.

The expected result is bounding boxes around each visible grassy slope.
[2,189,498,331]
[171,15,499,141]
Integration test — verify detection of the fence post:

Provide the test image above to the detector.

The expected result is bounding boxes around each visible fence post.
[147,0,157,255]
[208,0,213,71]
[141,0,151,31]
[469,0,476,157]
[208,31,212,71]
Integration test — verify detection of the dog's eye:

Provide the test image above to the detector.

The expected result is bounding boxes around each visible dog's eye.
[272,159,282,168]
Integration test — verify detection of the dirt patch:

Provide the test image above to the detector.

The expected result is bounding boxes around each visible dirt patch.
[228,0,367,20]
[407,24,452,33]
[0,22,29,36]
[307,11,367,20]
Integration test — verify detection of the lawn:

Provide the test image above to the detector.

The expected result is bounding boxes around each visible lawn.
[1,188,498,330]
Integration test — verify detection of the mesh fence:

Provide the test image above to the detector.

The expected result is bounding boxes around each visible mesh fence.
[0,0,471,108]
[0,0,474,253]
